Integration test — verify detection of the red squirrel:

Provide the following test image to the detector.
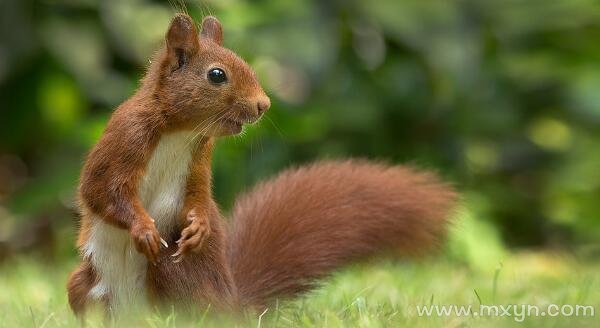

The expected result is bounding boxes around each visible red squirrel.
[66,14,457,315]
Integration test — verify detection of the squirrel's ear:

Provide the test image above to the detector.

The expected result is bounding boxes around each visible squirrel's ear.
[165,14,199,69]
[200,16,223,46]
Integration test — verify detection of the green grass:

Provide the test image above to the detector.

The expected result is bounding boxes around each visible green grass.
[0,252,598,327]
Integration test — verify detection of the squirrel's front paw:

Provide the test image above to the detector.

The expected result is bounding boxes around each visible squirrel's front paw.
[172,209,210,263]
[130,218,163,264]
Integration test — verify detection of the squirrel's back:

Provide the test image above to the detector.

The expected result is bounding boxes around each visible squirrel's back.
[226,160,457,307]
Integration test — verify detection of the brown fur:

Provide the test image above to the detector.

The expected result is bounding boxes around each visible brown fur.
[227,160,457,307]
[67,14,457,316]
[66,261,102,314]
[147,208,236,311]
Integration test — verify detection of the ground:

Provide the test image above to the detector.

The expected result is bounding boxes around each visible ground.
[0,252,597,327]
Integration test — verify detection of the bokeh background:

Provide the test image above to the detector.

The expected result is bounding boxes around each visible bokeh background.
[1,0,599,295]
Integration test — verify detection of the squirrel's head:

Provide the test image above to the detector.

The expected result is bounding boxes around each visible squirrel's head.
[150,14,270,136]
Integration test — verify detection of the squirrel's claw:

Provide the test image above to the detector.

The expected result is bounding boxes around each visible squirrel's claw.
[143,234,158,265]
[171,249,184,263]
[131,219,161,265]
[171,215,210,263]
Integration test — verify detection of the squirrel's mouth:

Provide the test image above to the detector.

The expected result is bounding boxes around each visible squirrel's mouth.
[220,118,244,134]
[219,111,262,135]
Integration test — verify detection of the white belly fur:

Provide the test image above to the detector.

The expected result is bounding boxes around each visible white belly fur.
[82,131,197,312]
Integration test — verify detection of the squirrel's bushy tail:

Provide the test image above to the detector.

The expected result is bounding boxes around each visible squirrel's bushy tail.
[226,160,457,307]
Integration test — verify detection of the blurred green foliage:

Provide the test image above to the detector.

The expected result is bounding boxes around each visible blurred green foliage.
[0,0,599,261]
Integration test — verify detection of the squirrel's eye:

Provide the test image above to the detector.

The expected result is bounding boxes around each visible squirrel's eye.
[207,68,227,84]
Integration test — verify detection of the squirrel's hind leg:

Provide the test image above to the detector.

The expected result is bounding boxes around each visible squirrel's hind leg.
[67,261,106,317]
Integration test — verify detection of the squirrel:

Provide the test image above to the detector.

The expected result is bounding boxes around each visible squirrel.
[66,14,457,316]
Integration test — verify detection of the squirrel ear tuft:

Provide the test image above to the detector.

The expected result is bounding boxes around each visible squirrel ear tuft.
[165,14,199,69]
[200,16,223,46]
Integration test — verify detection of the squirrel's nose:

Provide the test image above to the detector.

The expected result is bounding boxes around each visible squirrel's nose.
[256,96,271,115]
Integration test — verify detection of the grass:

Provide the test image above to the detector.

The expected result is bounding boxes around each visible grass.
[0,252,598,327]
